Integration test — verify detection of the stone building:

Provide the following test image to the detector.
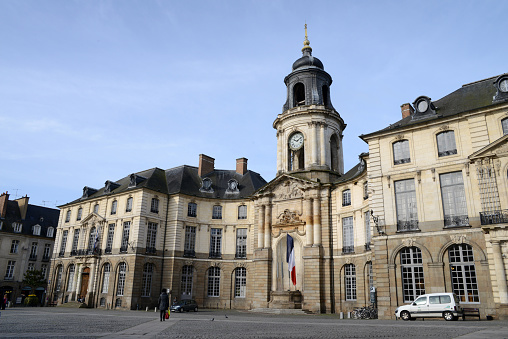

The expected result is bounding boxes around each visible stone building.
[47,30,508,319]
[0,192,58,305]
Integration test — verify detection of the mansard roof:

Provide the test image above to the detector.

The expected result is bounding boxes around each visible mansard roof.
[361,74,506,139]
[0,200,59,237]
[63,165,267,206]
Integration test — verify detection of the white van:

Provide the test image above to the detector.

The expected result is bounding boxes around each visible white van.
[395,293,462,321]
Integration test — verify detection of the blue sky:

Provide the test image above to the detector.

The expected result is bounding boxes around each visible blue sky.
[1,0,507,208]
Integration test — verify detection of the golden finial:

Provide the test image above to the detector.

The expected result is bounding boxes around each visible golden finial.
[302,23,312,53]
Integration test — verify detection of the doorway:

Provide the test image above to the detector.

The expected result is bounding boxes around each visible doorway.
[79,267,90,300]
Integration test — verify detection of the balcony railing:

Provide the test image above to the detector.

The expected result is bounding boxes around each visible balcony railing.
[209,251,221,259]
[146,247,156,254]
[105,248,112,254]
[444,215,469,227]
[29,255,37,261]
[342,246,355,254]
[365,243,371,251]
[120,245,128,253]
[58,251,65,257]
[397,220,419,231]
[235,250,247,259]
[480,210,508,225]
[42,256,50,262]
[4,276,13,281]
[183,250,195,257]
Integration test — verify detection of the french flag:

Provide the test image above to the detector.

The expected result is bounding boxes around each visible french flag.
[286,234,296,286]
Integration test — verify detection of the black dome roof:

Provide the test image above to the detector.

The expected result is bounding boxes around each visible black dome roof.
[292,54,324,71]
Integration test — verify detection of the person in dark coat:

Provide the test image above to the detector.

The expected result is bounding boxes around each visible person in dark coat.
[158,289,169,321]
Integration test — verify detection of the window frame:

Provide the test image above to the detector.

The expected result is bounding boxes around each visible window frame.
[207,266,221,297]
[212,205,222,219]
[5,261,15,280]
[150,198,159,214]
[209,228,222,258]
[65,210,71,222]
[101,263,111,293]
[234,267,247,298]
[187,202,197,217]
[184,226,196,257]
[394,178,419,231]
[449,244,480,303]
[393,139,411,165]
[120,222,130,252]
[146,222,157,253]
[116,262,127,296]
[111,200,117,215]
[141,263,153,297]
[10,240,19,254]
[344,264,357,301]
[439,171,469,227]
[342,189,351,207]
[236,228,247,258]
[126,197,133,212]
[342,216,354,254]
[436,130,458,157]
[502,117,508,135]
[400,246,425,302]
[238,205,247,220]
[77,207,83,221]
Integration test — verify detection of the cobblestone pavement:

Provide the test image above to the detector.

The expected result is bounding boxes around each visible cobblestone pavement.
[0,307,507,339]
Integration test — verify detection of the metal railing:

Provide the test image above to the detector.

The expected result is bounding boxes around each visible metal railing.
[342,246,355,254]
[146,247,156,254]
[183,250,195,257]
[444,215,469,227]
[397,220,419,231]
[480,210,508,225]
[120,246,128,253]
[209,251,221,259]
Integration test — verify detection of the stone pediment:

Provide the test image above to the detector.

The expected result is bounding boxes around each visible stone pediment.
[254,174,316,201]
[80,212,106,226]
[469,134,508,162]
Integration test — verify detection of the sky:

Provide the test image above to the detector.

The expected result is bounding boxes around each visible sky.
[1,0,507,208]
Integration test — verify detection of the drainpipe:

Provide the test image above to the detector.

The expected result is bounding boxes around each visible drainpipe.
[327,185,335,313]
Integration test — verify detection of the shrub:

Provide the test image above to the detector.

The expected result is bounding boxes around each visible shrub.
[24,294,39,307]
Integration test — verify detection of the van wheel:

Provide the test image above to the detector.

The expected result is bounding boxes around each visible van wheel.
[443,311,454,321]
[400,311,411,321]
[179,308,183,313]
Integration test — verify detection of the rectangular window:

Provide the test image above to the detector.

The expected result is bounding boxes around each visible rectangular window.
[207,267,220,297]
[238,205,247,219]
[236,228,247,258]
[55,266,63,292]
[67,265,75,291]
[437,131,457,157]
[102,264,111,293]
[235,267,247,298]
[43,244,51,260]
[93,204,99,214]
[10,240,19,254]
[13,223,22,233]
[209,228,222,258]
[71,229,80,254]
[151,198,159,213]
[184,226,196,257]
[77,208,82,221]
[60,230,68,256]
[28,263,35,271]
[365,211,371,246]
[121,222,130,252]
[126,197,133,212]
[440,172,468,227]
[188,203,197,217]
[141,263,153,297]
[46,227,54,237]
[117,263,126,296]
[342,217,354,253]
[41,264,47,278]
[111,200,117,215]
[32,225,41,235]
[106,224,115,253]
[212,205,222,219]
[30,242,38,260]
[181,266,193,297]
[345,264,357,301]
[393,140,410,165]
[65,210,71,222]
[502,118,508,135]
[395,179,419,231]
[5,261,15,280]
[342,189,351,206]
[146,222,157,253]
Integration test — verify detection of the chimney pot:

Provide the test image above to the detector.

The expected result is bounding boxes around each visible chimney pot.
[198,154,215,177]
[236,158,248,175]
[401,103,414,119]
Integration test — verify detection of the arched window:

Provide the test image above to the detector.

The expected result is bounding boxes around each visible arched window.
[293,82,305,107]
[116,263,126,296]
[344,264,356,301]
[65,210,71,222]
[393,140,410,165]
[77,208,83,221]
[150,198,159,213]
[66,264,75,292]
[238,205,247,219]
[126,197,133,212]
[141,263,153,297]
[502,118,508,135]
[188,202,197,217]
[400,247,425,302]
[55,265,63,293]
[93,204,99,214]
[342,189,351,206]
[235,267,247,298]
[181,265,193,298]
[322,85,330,107]
[330,134,339,171]
[448,244,479,303]
[111,200,117,215]
[207,267,221,297]
[101,263,110,293]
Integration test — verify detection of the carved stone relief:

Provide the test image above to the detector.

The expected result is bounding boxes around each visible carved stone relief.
[403,238,417,247]
[451,234,467,244]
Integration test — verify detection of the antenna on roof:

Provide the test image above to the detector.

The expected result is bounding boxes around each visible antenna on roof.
[42,200,50,206]
[11,188,20,199]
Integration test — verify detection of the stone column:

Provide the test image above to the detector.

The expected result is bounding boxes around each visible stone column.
[310,122,318,165]
[276,130,283,173]
[258,205,265,248]
[264,204,272,249]
[313,195,321,245]
[305,198,314,246]
[491,240,508,304]
[320,123,326,166]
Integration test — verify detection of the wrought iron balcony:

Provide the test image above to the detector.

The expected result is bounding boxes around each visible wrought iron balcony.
[365,243,371,251]
[58,251,65,257]
[42,256,50,262]
[4,276,13,281]
[70,249,77,256]
[105,248,112,254]
[120,245,128,253]
[29,255,37,261]
[183,250,195,257]
[342,246,355,254]
[209,251,222,259]
[146,247,156,254]
[444,215,469,227]
[480,210,508,225]
[397,220,419,231]
[235,250,247,259]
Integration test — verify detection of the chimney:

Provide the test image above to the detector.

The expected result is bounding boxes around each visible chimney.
[236,158,248,175]
[401,103,414,119]
[15,195,30,220]
[0,192,9,218]
[198,154,215,177]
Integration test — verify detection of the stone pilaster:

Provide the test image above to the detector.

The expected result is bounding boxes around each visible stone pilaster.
[252,248,272,309]
[491,241,508,304]
[313,196,321,245]
[305,197,313,246]
[302,245,322,313]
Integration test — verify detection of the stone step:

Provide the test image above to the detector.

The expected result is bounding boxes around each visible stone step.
[249,308,308,315]
[58,301,86,308]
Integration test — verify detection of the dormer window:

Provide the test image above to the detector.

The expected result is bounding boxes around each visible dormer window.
[128,174,147,188]
[494,74,508,102]
[81,186,97,199]
[412,96,436,117]
[104,181,120,194]
[227,179,239,193]
[13,222,22,233]
[47,227,54,237]
[200,178,213,192]
[32,224,41,236]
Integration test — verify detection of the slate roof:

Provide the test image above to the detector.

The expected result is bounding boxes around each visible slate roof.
[361,74,506,138]
[63,165,267,206]
[0,200,59,238]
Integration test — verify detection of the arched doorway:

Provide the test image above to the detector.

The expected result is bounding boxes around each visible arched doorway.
[274,234,302,291]
[79,267,90,300]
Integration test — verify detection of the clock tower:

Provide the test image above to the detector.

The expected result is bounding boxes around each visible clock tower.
[273,26,346,183]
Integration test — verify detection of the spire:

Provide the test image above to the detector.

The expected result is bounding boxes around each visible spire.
[302,23,312,54]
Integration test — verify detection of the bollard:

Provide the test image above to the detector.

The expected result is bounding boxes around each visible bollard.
[339,312,343,319]
[146,307,148,312]
[155,307,157,312]
[347,311,351,319]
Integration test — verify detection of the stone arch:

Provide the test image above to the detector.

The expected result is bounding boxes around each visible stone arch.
[437,238,487,263]
[389,240,434,265]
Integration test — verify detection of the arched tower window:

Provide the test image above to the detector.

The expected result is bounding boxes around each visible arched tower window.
[322,85,330,107]
[293,83,305,107]
[330,134,339,171]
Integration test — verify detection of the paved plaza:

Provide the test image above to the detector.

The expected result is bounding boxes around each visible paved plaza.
[0,307,507,339]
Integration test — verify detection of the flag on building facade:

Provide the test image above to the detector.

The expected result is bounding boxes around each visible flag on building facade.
[286,234,296,286]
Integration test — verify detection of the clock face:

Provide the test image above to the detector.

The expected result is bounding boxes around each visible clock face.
[417,100,428,113]
[500,79,508,92]
[289,132,304,150]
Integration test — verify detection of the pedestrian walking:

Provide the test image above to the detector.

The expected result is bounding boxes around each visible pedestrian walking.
[158,289,169,321]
